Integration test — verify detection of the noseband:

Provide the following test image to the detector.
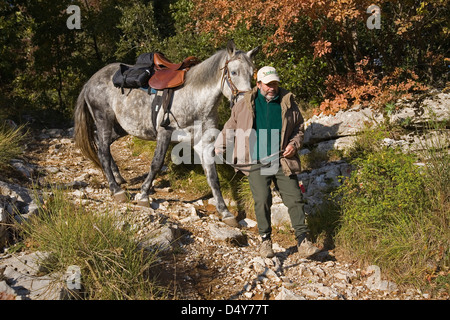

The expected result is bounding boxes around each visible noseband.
[220,59,249,108]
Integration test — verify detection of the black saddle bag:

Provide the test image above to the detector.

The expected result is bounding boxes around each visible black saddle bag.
[112,53,155,93]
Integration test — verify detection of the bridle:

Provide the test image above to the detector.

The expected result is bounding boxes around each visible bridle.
[220,59,249,108]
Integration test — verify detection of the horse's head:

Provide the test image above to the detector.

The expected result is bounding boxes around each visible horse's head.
[221,40,259,108]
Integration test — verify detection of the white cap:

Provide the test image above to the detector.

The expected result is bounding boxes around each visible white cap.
[257,66,280,84]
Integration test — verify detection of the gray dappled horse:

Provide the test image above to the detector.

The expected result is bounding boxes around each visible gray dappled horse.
[74,41,259,227]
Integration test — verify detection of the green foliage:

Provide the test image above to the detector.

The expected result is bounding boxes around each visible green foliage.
[338,148,426,226]
[0,0,126,125]
[115,1,162,61]
[158,0,216,61]
[273,53,328,105]
[345,124,390,159]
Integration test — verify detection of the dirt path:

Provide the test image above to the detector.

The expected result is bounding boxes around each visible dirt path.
[18,127,436,300]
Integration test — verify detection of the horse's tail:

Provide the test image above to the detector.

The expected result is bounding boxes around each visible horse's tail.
[74,84,101,168]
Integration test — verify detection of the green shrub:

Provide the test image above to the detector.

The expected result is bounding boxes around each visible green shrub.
[345,124,390,160]
[339,148,426,226]
[335,145,449,290]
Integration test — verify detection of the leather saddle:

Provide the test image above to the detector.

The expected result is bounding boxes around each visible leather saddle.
[148,53,200,90]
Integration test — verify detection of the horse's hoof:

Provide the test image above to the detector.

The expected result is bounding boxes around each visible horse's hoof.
[222,216,240,228]
[113,190,128,203]
[137,199,150,207]
[116,178,127,185]
[135,193,150,207]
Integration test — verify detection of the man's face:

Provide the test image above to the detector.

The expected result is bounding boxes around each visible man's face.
[257,81,279,100]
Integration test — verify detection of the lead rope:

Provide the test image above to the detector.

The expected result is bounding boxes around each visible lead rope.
[215,149,285,173]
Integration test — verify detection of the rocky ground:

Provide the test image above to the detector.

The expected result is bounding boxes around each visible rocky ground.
[0,126,446,300]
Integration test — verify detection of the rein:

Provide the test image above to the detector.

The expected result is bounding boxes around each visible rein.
[220,59,249,108]
[216,149,285,173]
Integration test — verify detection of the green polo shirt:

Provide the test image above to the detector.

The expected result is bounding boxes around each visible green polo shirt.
[251,89,282,162]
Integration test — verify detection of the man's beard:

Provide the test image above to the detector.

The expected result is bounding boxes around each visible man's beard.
[260,87,278,101]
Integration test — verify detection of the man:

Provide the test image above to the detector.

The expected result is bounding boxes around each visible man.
[215,66,320,258]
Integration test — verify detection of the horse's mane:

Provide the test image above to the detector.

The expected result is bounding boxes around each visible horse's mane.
[184,49,254,90]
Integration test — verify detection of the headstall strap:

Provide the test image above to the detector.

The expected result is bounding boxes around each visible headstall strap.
[221,59,249,107]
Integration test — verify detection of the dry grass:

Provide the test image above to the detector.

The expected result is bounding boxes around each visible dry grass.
[0,123,26,171]
[17,188,167,300]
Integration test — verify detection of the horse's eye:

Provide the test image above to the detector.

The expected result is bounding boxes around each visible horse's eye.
[231,71,237,76]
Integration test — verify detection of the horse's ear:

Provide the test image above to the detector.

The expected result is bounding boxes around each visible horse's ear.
[227,39,236,58]
[246,46,260,60]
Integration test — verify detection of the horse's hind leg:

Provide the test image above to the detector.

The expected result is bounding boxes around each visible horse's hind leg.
[135,129,172,206]
[110,124,127,185]
[94,120,127,202]
[111,158,126,185]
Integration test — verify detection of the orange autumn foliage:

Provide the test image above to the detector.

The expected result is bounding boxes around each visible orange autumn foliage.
[316,59,429,115]
[190,0,375,55]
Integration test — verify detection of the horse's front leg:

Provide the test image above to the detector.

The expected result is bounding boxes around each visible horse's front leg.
[194,141,239,228]
[135,129,172,206]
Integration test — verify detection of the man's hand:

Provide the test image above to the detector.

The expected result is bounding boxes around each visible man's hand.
[282,144,297,158]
